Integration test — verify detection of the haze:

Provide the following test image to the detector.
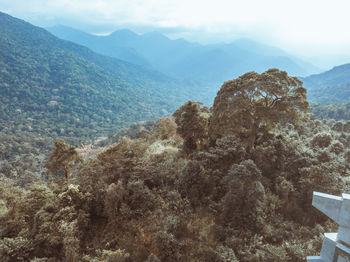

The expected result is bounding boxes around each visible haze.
[1,0,350,68]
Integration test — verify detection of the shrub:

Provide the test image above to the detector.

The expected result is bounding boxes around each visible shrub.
[154,231,181,262]
[222,160,266,230]
[176,160,210,207]
[0,237,33,262]
[310,133,332,148]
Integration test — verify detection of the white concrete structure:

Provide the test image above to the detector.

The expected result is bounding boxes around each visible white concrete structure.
[307,192,350,262]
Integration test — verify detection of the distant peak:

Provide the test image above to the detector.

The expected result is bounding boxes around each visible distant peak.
[110,29,138,37]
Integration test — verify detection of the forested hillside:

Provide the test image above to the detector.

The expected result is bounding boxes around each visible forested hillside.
[311,103,350,120]
[0,12,192,143]
[1,69,349,262]
[301,63,350,120]
[302,63,350,90]
[303,63,350,103]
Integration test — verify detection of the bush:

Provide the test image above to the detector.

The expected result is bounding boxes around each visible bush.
[0,237,33,262]
[154,231,181,262]
[310,133,332,148]
[222,160,266,230]
[177,161,210,207]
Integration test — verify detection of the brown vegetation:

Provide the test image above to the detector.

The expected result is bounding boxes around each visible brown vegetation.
[1,69,349,261]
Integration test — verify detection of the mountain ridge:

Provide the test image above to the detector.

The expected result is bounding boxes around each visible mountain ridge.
[302,63,350,89]
[47,25,320,83]
[302,63,350,103]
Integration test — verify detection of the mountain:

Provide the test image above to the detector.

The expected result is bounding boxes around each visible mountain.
[47,25,319,84]
[47,25,151,68]
[302,63,350,103]
[0,12,191,142]
[302,63,350,89]
[218,39,320,76]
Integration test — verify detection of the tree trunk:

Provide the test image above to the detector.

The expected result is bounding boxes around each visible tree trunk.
[246,123,258,153]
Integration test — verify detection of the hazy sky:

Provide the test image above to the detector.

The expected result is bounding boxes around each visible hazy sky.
[1,0,350,58]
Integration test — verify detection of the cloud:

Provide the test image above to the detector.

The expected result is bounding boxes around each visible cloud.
[1,0,350,55]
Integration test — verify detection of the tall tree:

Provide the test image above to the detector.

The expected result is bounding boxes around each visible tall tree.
[209,68,309,152]
[173,101,210,154]
[47,139,81,180]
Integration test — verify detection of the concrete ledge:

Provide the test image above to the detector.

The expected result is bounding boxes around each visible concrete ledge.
[320,233,337,261]
[338,227,350,245]
[312,192,342,223]
[307,192,350,261]
[306,256,324,262]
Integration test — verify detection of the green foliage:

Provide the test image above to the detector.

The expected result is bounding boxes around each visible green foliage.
[303,63,350,103]
[308,84,350,103]
[302,64,350,120]
[311,103,350,120]
[0,11,190,147]
[0,126,55,184]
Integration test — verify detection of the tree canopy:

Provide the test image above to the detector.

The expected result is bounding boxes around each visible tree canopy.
[173,101,210,154]
[209,68,309,152]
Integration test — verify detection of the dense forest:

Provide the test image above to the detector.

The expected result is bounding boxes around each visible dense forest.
[302,63,350,91]
[311,103,350,121]
[1,69,350,261]
[302,63,350,103]
[302,64,350,121]
[0,12,194,145]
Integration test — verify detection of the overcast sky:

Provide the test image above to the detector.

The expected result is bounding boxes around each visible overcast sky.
[1,0,350,59]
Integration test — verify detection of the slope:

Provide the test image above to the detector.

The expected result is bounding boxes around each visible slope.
[47,25,151,68]
[0,12,190,142]
[230,38,320,75]
[302,63,350,103]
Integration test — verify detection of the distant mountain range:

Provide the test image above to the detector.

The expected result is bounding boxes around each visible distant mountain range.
[47,25,321,84]
[0,12,194,141]
[302,63,350,103]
